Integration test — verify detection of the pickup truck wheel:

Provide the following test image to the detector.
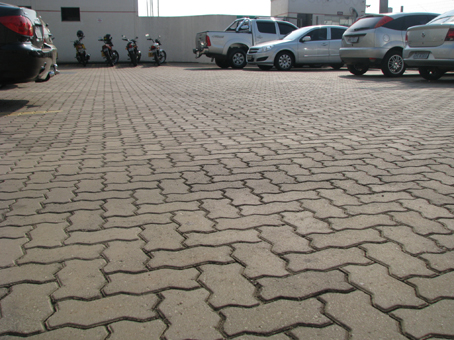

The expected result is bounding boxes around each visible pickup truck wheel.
[229,48,247,69]
[275,51,293,71]
[215,58,230,69]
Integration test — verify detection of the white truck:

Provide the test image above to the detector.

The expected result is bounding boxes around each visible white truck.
[193,17,298,69]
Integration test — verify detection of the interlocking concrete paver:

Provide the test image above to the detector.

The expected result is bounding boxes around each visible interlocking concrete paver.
[343,263,426,311]
[105,268,200,295]
[0,283,57,334]
[391,300,454,339]
[108,320,167,340]
[47,294,159,328]
[2,65,454,339]
[258,270,352,300]
[199,263,258,308]
[222,298,330,336]
[160,289,223,340]
[322,290,408,340]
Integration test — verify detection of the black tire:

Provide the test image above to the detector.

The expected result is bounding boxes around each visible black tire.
[381,50,406,77]
[159,51,166,64]
[419,67,445,80]
[215,57,230,69]
[330,64,343,70]
[105,52,113,66]
[347,63,369,75]
[155,52,160,66]
[228,48,247,69]
[274,51,294,71]
[81,54,87,67]
[111,51,119,65]
[131,52,138,66]
[258,65,273,71]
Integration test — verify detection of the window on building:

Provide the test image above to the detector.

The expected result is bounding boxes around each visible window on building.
[256,21,276,34]
[61,7,80,22]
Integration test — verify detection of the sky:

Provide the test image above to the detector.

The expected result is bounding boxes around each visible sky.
[138,0,454,17]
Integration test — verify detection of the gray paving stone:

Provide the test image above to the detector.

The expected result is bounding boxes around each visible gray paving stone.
[173,210,215,233]
[258,270,352,300]
[379,226,444,255]
[328,214,395,231]
[47,294,159,328]
[65,227,142,245]
[1,327,108,339]
[160,289,223,340]
[430,233,454,249]
[408,271,454,301]
[103,213,173,228]
[322,290,408,340]
[108,320,166,340]
[215,214,283,231]
[259,225,312,253]
[400,198,454,219]
[391,300,454,339]
[103,240,148,273]
[309,228,385,249]
[0,263,60,286]
[17,244,105,265]
[233,242,288,278]
[25,223,68,248]
[199,263,258,308]
[185,229,260,247]
[222,298,330,336]
[290,324,348,340]
[141,223,185,251]
[105,268,200,295]
[67,210,105,231]
[285,247,372,272]
[282,211,332,235]
[53,259,107,300]
[420,251,454,271]
[343,263,426,311]
[0,238,27,267]
[0,283,58,334]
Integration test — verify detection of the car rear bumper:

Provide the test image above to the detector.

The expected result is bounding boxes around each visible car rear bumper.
[340,47,389,66]
[403,47,454,68]
[0,43,58,84]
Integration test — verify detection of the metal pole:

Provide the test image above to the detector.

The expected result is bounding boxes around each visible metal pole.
[157,0,159,17]
[379,0,388,13]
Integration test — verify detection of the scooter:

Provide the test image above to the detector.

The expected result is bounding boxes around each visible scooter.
[146,34,166,66]
[122,35,141,67]
[98,34,119,66]
[73,30,90,66]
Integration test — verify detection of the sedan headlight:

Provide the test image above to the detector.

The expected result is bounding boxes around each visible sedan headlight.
[258,45,274,52]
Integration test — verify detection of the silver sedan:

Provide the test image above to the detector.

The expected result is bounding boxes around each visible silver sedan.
[247,25,347,71]
[404,9,454,80]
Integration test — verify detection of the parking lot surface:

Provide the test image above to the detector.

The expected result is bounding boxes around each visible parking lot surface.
[1,63,454,340]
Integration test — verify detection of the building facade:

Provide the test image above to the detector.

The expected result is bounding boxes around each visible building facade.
[271,0,367,27]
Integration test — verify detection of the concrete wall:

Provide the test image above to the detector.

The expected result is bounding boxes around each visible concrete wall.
[7,0,237,63]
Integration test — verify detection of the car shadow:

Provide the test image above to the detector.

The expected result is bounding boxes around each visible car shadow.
[0,99,30,117]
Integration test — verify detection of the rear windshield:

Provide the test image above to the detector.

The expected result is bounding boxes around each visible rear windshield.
[349,16,383,31]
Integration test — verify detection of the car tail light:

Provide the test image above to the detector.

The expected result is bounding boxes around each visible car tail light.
[374,16,393,28]
[445,28,454,41]
[0,15,33,36]
[206,35,211,47]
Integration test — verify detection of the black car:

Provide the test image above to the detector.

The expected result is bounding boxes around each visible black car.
[0,2,58,86]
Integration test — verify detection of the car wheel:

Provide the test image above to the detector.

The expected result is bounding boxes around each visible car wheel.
[330,64,343,70]
[347,63,369,75]
[419,67,445,80]
[215,57,230,69]
[258,65,273,71]
[275,51,294,71]
[229,48,247,69]
[381,50,406,77]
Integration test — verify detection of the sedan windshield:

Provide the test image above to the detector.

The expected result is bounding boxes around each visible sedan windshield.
[283,27,312,41]
[429,15,454,25]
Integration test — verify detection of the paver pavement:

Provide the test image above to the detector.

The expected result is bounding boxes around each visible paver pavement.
[0,63,454,339]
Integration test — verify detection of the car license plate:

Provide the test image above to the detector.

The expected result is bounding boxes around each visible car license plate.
[148,52,153,57]
[128,47,135,52]
[347,36,359,43]
[413,52,429,59]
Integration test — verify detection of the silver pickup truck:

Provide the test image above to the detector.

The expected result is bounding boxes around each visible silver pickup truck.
[193,17,298,69]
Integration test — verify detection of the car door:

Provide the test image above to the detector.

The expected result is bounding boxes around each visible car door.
[253,20,278,45]
[328,27,347,62]
[296,27,329,63]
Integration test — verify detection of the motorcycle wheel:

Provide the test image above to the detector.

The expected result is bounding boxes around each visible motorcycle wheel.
[81,53,87,67]
[155,52,161,66]
[105,52,113,66]
[131,52,138,67]
[111,51,119,66]
[158,51,166,64]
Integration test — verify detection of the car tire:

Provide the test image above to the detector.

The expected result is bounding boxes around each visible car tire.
[330,64,343,70]
[381,50,406,77]
[258,65,273,71]
[419,67,445,80]
[215,57,230,69]
[347,63,369,75]
[228,48,247,69]
[275,51,294,71]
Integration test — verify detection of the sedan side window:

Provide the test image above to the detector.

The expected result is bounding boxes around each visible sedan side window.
[304,28,327,41]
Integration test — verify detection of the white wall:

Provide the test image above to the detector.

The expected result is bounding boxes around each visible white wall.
[8,0,237,63]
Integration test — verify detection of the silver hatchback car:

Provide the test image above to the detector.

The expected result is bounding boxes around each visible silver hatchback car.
[247,25,347,71]
[340,12,438,77]
[404,10,454,80]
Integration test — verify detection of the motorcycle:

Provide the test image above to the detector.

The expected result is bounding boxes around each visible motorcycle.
[146,34,166,66]
[98,34,119,66]
[73,30,90,66]
[122,35,141,67]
